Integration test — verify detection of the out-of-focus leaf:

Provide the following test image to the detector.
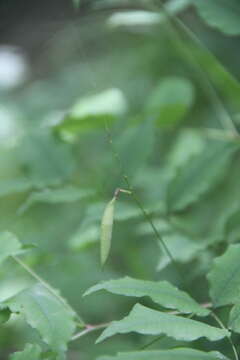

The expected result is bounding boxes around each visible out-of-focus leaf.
[96,303,228,343]
[115,120,155,178]
[191,0,240,36]
[101,197,116,266]
[208,244,240,307]
[73,0,81,9]
[6,283,76,356]
[166,129,206,169]
[69,224,99,251]
[108,11,161,27]
[17,130,76,187]
[157,232,206,270]
[84,276,209,316]
[167,141,238,212]
[107,0,191,27]
[55,88,127,136]
[0,177,32,197]
[9,344,42,360]
[145,77,194,127]
[97,348,229,360]
[0,232,22,264]
[229,304,240,334]
[18,185,94,214]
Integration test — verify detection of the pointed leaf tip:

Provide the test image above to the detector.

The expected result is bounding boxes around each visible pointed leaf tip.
[100,197,116,266]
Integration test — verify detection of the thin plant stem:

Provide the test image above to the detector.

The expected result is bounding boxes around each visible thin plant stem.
[211,311,239,360]
[104,121,180,276]
[12,255,84,325]
[71,323,109,341]
[156,0,238,136]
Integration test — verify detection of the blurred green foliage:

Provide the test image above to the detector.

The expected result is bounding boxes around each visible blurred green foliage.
[1,0,240,359]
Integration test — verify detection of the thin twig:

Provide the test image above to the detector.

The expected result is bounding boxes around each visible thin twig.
[104,121,179,275]
[71,323,110,341]
[12,255,84,325]
[211,311,239,360]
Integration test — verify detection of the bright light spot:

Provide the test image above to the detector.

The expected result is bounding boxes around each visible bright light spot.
[0,46,28,90]
[108,11,161,27]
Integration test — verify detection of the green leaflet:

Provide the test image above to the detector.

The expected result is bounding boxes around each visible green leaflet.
[228,304,240,333]
[18,185,94,214]
[145,77,194,127]
[97,348,229,360]
[167,141,238,212]
[9,344,42,360]
[100,197,116,266]
[84,276,209,316]
[96,303,228,343]
[5,283,76,356]
[191,0,240,36]
[208,244,240,307]
[0,232,22,265]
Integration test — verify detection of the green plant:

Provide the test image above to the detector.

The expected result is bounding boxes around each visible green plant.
[1,0,240,359]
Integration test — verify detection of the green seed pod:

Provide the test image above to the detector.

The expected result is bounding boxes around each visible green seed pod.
[100,197,116,266]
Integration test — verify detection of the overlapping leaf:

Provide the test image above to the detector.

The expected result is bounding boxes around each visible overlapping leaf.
[18,185,94,214]
[208,244,240,307]
[96,303,228,343]
[145,77,194,127]
[0,232,22,264]
[5,283,76,356]
[97,348,229,360]
[9,344,42,360]
[191,0,240,35]
[167,141,238,212]
[84,276,209,316]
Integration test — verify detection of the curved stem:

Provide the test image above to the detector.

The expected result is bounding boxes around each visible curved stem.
[211,311,238,360]
[12,255,84,325]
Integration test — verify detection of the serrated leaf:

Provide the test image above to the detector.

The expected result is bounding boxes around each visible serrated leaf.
[0,232,22,264]
[96,303,228,343]
[145,77,194,127]
[84,276,209,316]
[5,283,76,355]
[9,344,42,360]
[101,197,116,266]
[191,0,240,36]
[18,186,93,214]
[97,348,229,360]
[208,244,240,307]
[167,141,238,212]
